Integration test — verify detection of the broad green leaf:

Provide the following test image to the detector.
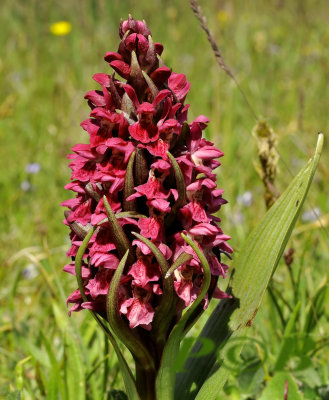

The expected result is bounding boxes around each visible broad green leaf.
[258,371,302,400]
[174,337,196,374]
[175,133,323,400]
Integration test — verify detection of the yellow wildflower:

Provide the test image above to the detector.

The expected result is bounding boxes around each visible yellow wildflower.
[50,21,72,36]
[217,10,228,25]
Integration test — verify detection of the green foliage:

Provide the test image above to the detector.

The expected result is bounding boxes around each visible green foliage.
[175,134,323,400]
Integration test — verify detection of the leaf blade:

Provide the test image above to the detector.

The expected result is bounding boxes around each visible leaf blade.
[175,133,323,400]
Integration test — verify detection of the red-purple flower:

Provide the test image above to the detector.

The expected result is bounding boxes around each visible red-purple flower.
[62,15,232,361]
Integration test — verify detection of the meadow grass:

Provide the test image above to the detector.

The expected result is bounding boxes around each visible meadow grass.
[1,0,328,398]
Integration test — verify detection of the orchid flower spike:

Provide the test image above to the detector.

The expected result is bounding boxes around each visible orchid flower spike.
[62,14,232,367]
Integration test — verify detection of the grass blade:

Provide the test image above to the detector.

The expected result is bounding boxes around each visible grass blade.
[64,329,86,400]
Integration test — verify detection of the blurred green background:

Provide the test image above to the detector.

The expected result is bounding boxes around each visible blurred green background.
[1,0,328,398]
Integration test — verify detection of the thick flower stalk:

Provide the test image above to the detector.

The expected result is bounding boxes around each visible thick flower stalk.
[62,15,232,398]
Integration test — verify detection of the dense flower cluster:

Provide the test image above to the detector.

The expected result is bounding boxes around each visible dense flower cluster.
[62,16,232,332]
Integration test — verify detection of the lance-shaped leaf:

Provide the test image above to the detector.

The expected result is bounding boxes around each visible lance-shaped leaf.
[165,252,193,279]
[121,92,136,118]
[85,182,101,202]
[167,151,186,207]
[130,50,143,81]
[123,151,136,211]
[96,211,147,228]
[64,210,92,239]
[175,133,323,400]
[174,121,190,149]
[75,225,96,301]
[142,70,158,100]
[134,148,149,186]
[106,250,155,372]
[144,35,157,73]
[130,51,145,98]
[116,211,147,219]
[116,108,136,126]
[109,73,122,109]
[74,227,140,400]
[132,232,174,347]
[156,234,211,400]
[166,151,186,227]
[103,195,135,265]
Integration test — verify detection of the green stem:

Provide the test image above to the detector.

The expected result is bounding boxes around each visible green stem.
[136,364,156,400]
[287,263,297,299]
[267,284,286,328]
